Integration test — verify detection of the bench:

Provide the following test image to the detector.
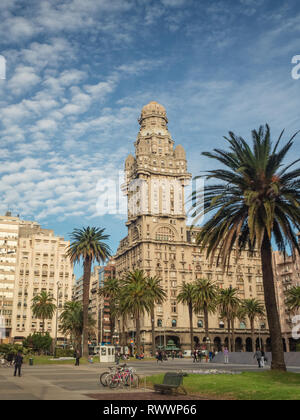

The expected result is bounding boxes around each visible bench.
[154,372,187,395]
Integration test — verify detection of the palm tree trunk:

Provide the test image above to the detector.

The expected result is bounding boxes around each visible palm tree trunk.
[136,312,141,355]
[261,232,286,371]
[204,304,210,351]
[82,257,92,358]
[189,303,194,352]
[227,317,231,352]
[251,319,255,352]
[231,319,235,352]
[151,308,156,357]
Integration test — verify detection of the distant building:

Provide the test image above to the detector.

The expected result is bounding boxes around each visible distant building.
[0,212,74,343]
[273,248,300,351]
[73,260,115,345]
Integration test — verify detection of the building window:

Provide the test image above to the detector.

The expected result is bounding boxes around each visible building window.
[157,319,162,327]
[197,320,203,328]
[172,319,177,327]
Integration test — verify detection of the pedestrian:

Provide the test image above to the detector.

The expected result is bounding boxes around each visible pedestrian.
[209,351,213,362]
[254,349,262,368]
[197,349,202,363]
[75,349,81,366]
[261,350,266,368]
[193,350,197,363]
[224,347,229,364]
[13,351,23,377]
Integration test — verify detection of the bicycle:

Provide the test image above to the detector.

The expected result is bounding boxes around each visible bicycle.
[108,366,139,389]
[99,364,128,387]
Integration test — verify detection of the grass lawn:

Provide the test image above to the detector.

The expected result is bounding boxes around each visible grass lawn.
[146,371,300,400]
[23,355,88,365]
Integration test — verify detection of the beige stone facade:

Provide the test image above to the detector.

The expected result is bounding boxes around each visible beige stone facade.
[273,249,300,351]
[0,213,74,343]
[114,101,270,354]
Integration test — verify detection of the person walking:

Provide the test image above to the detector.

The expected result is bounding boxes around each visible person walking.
[254,349,262,368]
[13,351,23,377]
[75,349,81,366]
[193,350,197,363]
[224,347,229,364]
[261,350,266,368]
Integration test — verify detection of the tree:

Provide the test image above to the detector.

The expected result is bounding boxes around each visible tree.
[242,299,265,351]
[121,270,151,354]
[285,287,300,313]
[177,282,196,352]
[193,125,300,371]
[23,332,52,354]
[193,278,219,350]
[66,227,111,358]
[218,287,241,352]
[145,276,167,356]
[98,277,121,344]
[31,291,56,334]
[59,301,95,353]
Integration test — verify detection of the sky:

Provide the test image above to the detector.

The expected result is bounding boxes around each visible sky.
[0,0,300,278]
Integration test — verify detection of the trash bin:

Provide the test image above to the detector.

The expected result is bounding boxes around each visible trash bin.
[29,358,33,366]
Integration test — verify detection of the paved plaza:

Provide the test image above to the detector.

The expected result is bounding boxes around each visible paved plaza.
[0,359,300,400]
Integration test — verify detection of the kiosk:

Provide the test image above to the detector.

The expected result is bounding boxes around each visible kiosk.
[99,346,115,363]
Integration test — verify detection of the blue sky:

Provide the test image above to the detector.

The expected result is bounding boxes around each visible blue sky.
[0,0,300,278]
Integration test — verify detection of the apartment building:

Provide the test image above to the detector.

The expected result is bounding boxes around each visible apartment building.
[0,213,74,343]
[273,249,300,351]
[74,261,116,345]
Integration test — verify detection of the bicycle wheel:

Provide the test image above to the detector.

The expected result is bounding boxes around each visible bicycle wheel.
[100,371,111,387]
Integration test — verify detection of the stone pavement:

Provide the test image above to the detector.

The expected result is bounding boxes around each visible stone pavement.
[0,358,299,400]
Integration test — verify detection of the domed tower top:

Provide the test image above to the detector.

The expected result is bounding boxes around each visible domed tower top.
[139,101,168,124]
[138,101,169,136]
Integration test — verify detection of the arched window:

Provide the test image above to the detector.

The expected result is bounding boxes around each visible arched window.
[155,227,175,242]
[157,319,162,327]
[197,320,203,328]
[240,322,246,329]
[172,319,177,327]
[219,321,225,329]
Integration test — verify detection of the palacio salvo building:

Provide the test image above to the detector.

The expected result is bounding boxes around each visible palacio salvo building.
[114,101,271,354]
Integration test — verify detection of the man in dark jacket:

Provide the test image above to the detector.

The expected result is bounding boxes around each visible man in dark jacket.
[14,352,23,377]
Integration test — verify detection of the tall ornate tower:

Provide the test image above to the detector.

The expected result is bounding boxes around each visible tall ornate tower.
[123,101,191,244]
[115,101,266,356]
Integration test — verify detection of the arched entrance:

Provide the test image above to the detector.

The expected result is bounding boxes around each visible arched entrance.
[266,338,272,352]
[246,338,252,352]
[235,337,243,352]
[214,337,222,352]
[194,336,200,349]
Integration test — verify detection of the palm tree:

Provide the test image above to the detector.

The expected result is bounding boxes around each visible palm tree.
[285,287,300,313]
[98,277,121,344]
[31,291,56,334]
[177,282,196,352]
[218,287,241,352]
[193,125,300,371]
[59,301,96,353]
[242,299,265,351]
[121,270,151,354]
[145,276,167,356]
[193,279,219,350]
[66,227,111,358]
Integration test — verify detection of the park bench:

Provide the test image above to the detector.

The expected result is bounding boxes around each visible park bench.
[154,372,187,395]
